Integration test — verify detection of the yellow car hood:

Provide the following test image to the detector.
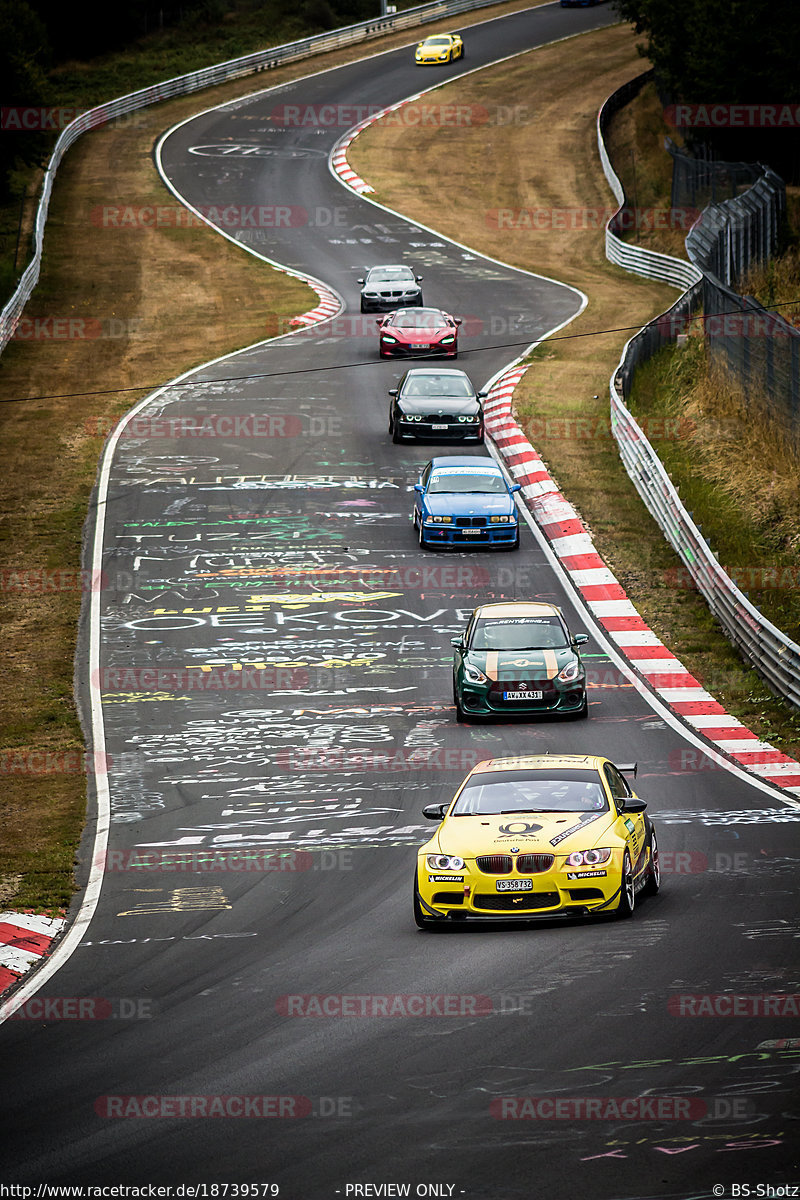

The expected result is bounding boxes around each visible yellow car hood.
[434,810,615,856]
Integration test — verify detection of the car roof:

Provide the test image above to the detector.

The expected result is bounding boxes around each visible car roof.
[468,754,609,775]
[429,455,500,469]
[403,367,468,377]
[472,601,563,619]
[388,308,446,318]
[366,264,414,273]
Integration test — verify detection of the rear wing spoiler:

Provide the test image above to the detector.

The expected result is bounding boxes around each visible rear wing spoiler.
[617,763,638,778]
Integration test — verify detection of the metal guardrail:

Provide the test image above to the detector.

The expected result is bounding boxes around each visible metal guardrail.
[598,74,800,709]
[0,0,509,355]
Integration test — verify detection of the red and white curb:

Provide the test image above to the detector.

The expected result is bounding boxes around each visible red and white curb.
[483,366,800,798]
[0,911,66,997]
[331,116,378,194]
[286,276,341,327]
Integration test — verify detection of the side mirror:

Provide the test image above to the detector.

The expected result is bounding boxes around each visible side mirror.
[455,318,463,325]
[510,483,521,494]
[388,388,398,396]
[477,390,489,398]
[450,636,464,648]
[620,797,647,813]
[357,278,365,284]
[423,803,447,821]
[573,633,589,646]
[414,483,423,494]
[416,275,423,281]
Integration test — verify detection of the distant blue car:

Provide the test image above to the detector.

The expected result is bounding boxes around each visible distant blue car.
[413,456,521,549]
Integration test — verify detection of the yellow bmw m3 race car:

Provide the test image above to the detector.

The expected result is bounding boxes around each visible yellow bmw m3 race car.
[413,754,660,927]
[415,33,464,64]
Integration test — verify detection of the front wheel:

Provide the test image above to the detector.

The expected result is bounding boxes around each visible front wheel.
[417,515,426,548]
[616,851,635,919]
[391,415,401,444]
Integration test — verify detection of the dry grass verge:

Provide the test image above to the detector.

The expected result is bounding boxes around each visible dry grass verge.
[349,21,800,757]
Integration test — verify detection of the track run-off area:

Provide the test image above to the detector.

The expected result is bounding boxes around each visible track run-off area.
[1,5,799,1197]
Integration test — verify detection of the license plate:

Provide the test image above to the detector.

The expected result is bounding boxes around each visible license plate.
[496,879,533,892]
[503,690,543,700]
[431,423,448,430]
[414,343,431,349]
[462,529,482,535]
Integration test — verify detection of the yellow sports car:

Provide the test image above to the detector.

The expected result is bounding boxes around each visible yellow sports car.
[413,754,660,927]
[415,33,464,64]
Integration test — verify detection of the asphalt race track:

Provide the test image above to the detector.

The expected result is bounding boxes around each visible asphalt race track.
[1,4,799,1197]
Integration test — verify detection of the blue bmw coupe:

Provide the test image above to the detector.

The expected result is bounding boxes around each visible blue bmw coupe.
[413,457,521,549]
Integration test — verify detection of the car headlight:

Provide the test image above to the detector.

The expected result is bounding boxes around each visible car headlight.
[566,848,612,867]
[464,664,487,684]
[428,515,453,523]
[490,515,512,523]
[440,335,455,344]
[457,414,479,423]
[381,335,398,343]
[426,855,465,871]
[557,661,582,683]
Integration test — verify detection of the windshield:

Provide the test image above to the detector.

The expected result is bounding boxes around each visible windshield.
[471,617,569,650]
[425,36,451,44]
[368,268,413,283]
[453,770,608,815]
[402,374,474,398]
[427,469,506,495]
[392,310,447,329]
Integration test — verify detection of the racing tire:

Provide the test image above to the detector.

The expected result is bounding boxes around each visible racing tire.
[453,684,467,723]
[476,430,485,445]
[569,692,589,720]
[642,826,661,896]
[391,416,401,444]
[413,872,434,929]
[418,518,427,549]
[616,851,635,919]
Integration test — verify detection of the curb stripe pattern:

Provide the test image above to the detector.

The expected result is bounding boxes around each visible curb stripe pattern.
[287,277,341,327]
[0,912,66,996]
[481,368,800,796]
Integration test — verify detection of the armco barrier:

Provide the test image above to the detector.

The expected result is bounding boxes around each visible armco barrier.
[0,0,511,356]
[598,75,800,709]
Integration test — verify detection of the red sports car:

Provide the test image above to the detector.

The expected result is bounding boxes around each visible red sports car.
[377,307,461,359]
